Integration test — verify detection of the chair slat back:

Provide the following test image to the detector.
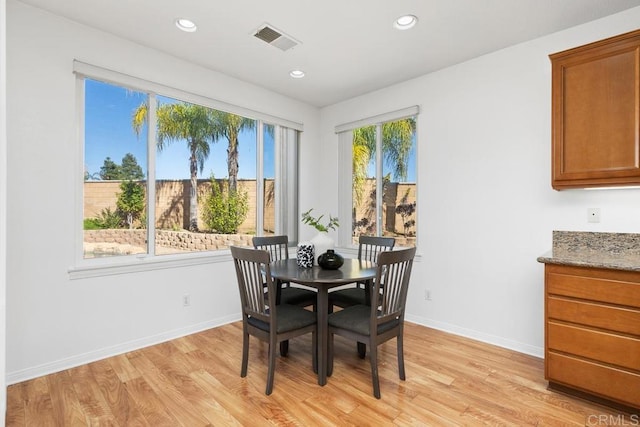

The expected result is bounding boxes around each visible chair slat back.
[358,236,395,263]
[252,235,289,261]
[371,247,416,324]
[231,246,274,323]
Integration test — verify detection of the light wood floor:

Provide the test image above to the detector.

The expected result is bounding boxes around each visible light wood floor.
[6,322,636,426]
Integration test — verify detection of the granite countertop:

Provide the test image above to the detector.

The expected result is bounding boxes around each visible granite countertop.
[537,231,640,272]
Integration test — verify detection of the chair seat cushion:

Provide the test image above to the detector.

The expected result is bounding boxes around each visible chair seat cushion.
[248,304,316,333]
[329,287,366,306]
[328,304,399,335]
[281,287,317,306]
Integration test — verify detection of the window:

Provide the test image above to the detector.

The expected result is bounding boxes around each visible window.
[337,107,417,247]
[77,62,299,266]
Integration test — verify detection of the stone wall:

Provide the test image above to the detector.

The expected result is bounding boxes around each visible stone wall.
[84,229,147,247]
[83,229,253,257]
[155,230,253,252]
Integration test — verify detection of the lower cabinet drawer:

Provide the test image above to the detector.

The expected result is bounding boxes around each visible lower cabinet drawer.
[547,352,640,408]
[547,296,640,335]
[546,265,640,308]
[548,322,640,370]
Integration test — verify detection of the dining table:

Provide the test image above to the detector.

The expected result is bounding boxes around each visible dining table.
[269,258,377,386]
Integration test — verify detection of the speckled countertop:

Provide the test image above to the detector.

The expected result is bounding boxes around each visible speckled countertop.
[537,231,640,272]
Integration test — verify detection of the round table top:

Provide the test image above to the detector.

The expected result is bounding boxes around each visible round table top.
[270,258,376,286]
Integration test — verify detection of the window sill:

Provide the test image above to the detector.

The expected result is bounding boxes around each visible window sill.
[68,250,231,280]
[68,245,420,280]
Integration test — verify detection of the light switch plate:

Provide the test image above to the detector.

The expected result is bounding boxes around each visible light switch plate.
[587,208,601,223]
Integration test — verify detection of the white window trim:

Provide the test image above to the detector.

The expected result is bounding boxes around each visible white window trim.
[337,130,354,248]
[275,127,299,241]
[146,93,157,255]
[334,106,419,134]
[69,250,233,280]
[256,121,265,236]
[70,62,301,278]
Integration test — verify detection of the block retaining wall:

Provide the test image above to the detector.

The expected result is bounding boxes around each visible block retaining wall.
[84,229,252,256]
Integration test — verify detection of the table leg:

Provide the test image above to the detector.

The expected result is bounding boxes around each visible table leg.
[280,341,289,356]
[357,342,366,358]
[316,287,328,386]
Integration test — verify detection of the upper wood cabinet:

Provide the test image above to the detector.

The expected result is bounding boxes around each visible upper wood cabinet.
[550,29,640,190]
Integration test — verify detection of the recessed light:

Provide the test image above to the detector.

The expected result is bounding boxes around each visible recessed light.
[393,14,418,30]
[289,70,305,79]
[175,18,197,33]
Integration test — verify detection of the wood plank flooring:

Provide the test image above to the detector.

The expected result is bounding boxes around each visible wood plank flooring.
[6,322,637,426]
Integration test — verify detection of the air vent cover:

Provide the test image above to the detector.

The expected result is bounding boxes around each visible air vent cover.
[253,24,299,52]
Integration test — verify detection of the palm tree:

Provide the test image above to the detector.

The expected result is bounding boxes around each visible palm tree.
[209,111,256,193]
[352,125,374,205]
[132,102,220,231]
[381,118,415,181]
[352,118,416,205]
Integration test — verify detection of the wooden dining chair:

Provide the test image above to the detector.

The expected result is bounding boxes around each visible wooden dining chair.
[230,246,317,395]
[327,246,416,399]
[252,235,317,310]
[329,235,395,310]
[253,235,317,358]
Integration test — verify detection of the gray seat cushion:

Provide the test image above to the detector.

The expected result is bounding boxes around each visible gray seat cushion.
[328,304,399,335]
[281,287,317,306]
[248,304,316,334]
[329,287,366,306]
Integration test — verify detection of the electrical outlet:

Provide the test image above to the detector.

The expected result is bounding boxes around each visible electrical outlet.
[182,294,191,307]
[425,289,432,301]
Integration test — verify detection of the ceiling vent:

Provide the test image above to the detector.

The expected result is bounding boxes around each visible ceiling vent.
[253,23,299,52]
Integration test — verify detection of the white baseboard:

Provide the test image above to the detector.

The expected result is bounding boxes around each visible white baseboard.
[405,314,544,359]
[6,313,241,385]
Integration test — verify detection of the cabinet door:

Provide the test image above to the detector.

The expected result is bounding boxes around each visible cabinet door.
[551,30,640,189]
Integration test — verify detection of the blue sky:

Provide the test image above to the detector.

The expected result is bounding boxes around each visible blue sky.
[84,79,415,182]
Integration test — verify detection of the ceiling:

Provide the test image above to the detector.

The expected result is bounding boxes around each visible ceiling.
[17,0,640,107]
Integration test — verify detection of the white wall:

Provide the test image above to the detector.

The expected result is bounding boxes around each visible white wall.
[320,6,640,357]
[5,0,319,382]
[1,0,8,421]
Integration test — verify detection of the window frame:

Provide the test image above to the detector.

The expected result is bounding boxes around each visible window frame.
[336,106,419,248]
[70,62,301,279]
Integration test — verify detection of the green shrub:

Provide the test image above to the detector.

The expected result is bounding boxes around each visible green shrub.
[138,211,147,230]
[117,180,145,229]
[84,207,124,230]
[83,218,103,230]
[202,177,249,234]
[99,207,125,229]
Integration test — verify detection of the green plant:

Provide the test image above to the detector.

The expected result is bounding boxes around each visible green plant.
[202,176,249,234]
[84,207,124,230]
[83,218,103,230]
[116,180,145,229]
[101,207,125,229]
[301,209,339,233]
[138,211,147,230]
